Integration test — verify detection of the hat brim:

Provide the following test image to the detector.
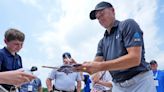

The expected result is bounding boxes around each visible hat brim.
[89,7,109,20]
[90,10,96,20]
[150,62,157,65]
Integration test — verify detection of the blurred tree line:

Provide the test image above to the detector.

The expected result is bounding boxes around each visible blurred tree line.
[42,87,48,92]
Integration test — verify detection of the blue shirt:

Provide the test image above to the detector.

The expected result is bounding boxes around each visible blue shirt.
[153,70,164,92]
[0,47,23,90]
[19,78,42,92]
[96,19,150,82]
[0,47,22,71]
[83,74,91,92]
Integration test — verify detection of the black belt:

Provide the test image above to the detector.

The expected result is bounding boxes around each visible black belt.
[53,87,75,92]
[54,89,74,92]
[103,90,112,92]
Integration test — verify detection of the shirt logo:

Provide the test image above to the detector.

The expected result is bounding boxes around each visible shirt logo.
[116,34,119,39]
[133,32,141,41]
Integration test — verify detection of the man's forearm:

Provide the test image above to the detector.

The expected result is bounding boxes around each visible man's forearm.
[101,54,140,71]
[94,47,141,71]
[0,74,6,84]
[46,79,53,92]
[77,81,81,92]
[97,80,112,88]
[38,87,43,92]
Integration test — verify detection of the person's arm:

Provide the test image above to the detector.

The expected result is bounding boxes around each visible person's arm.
[38,86,42,92]
[98,45,141,70]
[46,78,53,92]
[92,71,112,88]
[94,56,104,62]
[0,70,36,85]
[75,46,141,74]
[91,72,100,84]
[96,80,112,88]
[76,80,81,92]
[101,46,141,71]
[80,72,84,81]
[38,79,43,92]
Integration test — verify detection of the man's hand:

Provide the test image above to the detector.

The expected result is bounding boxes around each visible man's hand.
[74,61,103,75]
[0,70,36,86]
[92,73,100,84]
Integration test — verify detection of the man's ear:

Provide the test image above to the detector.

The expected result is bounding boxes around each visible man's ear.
[4,39,7,44]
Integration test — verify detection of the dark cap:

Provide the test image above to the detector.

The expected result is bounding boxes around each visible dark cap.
[90,1,113,20]
[150,60,157,65]
[62,52,71,59]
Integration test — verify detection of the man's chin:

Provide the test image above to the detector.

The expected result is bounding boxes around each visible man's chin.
[14,50,20,53]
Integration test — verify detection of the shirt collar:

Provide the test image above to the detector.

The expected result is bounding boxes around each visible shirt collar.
[3,47,18,57]
[104,20,120,36]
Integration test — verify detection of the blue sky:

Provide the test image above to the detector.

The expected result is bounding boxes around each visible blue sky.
[0,0,164,87]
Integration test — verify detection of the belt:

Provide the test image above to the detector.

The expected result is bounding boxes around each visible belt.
[54,90,74,92]
[103,90,112,92]
[54,88,74,92]
[53,85,75,92]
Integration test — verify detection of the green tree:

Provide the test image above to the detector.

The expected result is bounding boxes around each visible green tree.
[42,87,48,92]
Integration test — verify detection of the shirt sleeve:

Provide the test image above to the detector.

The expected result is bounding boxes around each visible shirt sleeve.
[37,78,42,87]
[48,69,57,80]
[76,72,82,81]
[0,52,3,71]
[121,19,144,48]
[96,39,104,56]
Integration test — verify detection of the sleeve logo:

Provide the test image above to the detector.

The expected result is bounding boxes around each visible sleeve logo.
[133,32,141,42]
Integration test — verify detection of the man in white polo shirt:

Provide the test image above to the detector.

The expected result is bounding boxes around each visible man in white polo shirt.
[46,52,82,92]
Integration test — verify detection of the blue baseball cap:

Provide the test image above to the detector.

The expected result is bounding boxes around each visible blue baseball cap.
[90,1,113,20]
[62,52,71,59]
